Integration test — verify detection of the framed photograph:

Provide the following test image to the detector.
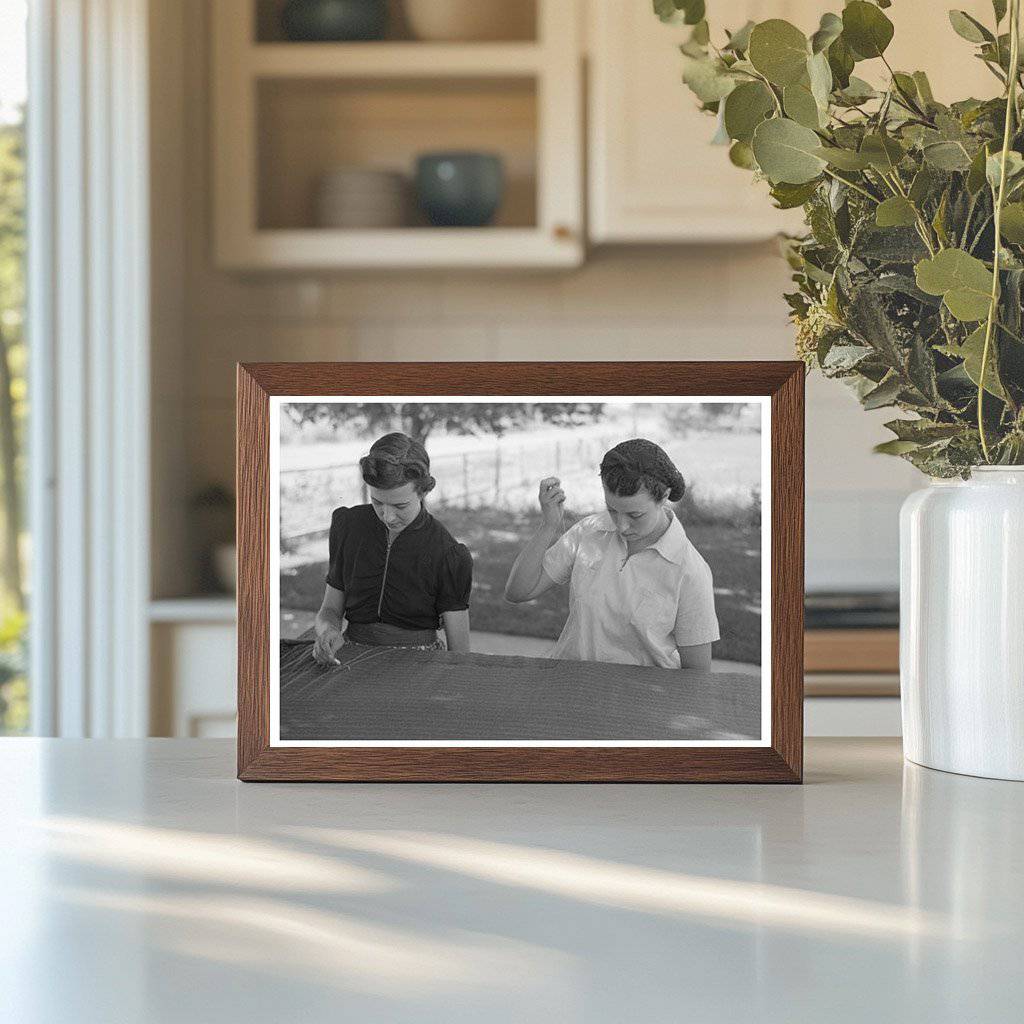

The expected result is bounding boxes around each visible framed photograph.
[237,362,804,782]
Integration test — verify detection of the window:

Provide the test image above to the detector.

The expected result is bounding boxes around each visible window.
[0,0,28,734]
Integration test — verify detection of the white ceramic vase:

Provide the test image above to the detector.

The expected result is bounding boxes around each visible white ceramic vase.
[900,467,1024,780]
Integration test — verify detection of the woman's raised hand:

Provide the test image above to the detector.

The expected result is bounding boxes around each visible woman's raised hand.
[538,476,566,530]
[312,625,345,666]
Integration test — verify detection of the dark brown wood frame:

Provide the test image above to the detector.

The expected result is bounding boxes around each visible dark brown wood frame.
[237,362,804,782]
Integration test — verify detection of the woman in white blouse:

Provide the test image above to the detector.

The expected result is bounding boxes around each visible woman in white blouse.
[504,439,719,670]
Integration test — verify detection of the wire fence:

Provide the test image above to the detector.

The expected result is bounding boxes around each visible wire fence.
[279,429,762,550]
[280,434,618,546]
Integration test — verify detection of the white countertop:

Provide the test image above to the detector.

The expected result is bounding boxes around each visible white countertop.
[2,738,1022,1023]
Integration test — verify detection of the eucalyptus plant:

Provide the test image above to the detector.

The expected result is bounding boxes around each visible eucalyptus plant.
[658,0,1024,475]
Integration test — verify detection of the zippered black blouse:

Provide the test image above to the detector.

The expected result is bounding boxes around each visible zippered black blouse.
[324,504,473,631]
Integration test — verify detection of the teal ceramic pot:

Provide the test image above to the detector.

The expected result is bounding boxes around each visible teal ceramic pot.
[415,152,505,227]
[280,0,387,41]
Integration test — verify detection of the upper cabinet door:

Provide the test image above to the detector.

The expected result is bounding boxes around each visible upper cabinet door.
[588,1,811,243]
[587,0,1003,245]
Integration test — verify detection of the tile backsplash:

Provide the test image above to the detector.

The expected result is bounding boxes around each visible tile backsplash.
[168,247,917,595]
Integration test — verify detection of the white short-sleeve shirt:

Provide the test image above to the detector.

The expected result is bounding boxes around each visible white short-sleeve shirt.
[541,511,720,668]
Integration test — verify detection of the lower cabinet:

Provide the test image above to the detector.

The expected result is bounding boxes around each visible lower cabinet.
[150,615,237,738]
[150,614,902,739]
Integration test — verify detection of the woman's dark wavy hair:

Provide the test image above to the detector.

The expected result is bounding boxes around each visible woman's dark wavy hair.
[359,432,436,496]
[599,438,685,503]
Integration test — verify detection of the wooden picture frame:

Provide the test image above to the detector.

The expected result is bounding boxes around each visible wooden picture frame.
[237,362,804,782]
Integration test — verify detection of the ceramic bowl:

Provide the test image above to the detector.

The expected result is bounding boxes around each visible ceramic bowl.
[414,152,505,227]
[280,0,388,42]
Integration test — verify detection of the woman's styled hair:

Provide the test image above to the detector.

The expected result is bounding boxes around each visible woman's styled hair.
[599,438,685,503]
[359,432,436,495]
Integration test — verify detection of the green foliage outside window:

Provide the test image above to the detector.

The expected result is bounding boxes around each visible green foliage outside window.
[0,110,27,733]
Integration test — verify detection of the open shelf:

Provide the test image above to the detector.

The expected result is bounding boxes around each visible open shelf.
[248,41,544,77]
[213,0,581,268]
[257,76,537,232]
[254,0,538,45]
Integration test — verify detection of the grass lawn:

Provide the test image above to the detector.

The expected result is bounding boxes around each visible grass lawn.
[280,505,761,664]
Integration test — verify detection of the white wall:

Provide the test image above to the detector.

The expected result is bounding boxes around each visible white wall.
[150,0,920,598]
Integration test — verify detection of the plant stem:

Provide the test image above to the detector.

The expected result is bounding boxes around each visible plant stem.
[996,317,1024,344]
[752,70,783,117]
[821,167,879,203]
[880,54,929,119]
[968,212,994,253]
[979,0,1021,462]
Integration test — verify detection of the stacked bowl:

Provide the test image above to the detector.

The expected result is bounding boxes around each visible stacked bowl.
[314,167,409,228]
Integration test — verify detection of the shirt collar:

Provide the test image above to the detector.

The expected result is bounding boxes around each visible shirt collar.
[373,503,430,534]
[409,504,429,530]
[594,509,688,567]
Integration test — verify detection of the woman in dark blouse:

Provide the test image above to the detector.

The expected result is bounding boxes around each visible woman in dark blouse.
[312,432,473,665]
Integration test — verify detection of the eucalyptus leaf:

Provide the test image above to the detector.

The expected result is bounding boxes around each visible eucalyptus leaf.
[724,20,755,53]
[783,83,823,129]
[847,284,910,371]
[836,76,878,105]
[810,12,843,54]
[653,0,705,25]
[690,19,710,45]
[711,105,731,145]
[814,145,872,170]
[958,324,1007,398]
[723,81,775,143]
[748,19,810,87]
[729,140,758,169]
[874,439,921,455]
[860,133,905,173]
[986,150,1024,190]
[752,117,827,184]
[653,0,677,24]
[853,225,929,263]
[993,0,1008,24]
[909,165,937,205]
[914,249,994,321]
[884,419,963,443]
[967,142,994,193]
[923,141,973,171]
[862,374,902,409]
[769,179,821,209]
[682,55,737,103]
[807,51,833,111]
[892,73,919,102]
[875,196,918,228]
[908,335,941,402]
[827,35,855,89]
[948,10,993,44]
[932,190,951,246]
[999,202,1024,243]
[842,1,894,60]
[912,71,935,105]
[822,342,874,373]
[681,0,705,25]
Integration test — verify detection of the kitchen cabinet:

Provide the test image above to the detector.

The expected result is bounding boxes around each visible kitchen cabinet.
[587,0,1000,244]
[149,601,902,738]
[211,0,583,269]
[587,1,811,243]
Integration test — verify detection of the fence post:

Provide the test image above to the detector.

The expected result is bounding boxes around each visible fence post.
[493,444,501,504]
[462,452,470,507]
[555,440,561,475]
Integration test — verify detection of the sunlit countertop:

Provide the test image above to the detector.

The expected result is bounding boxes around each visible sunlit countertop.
[2,738,1022,1023]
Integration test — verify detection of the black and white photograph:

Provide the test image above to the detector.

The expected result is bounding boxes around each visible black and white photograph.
[270,396,770,746]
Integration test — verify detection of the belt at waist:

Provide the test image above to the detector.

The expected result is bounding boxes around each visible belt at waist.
[344,620,440,647]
